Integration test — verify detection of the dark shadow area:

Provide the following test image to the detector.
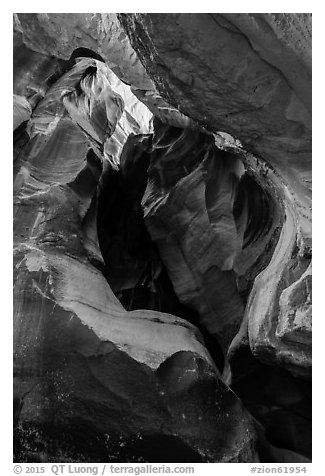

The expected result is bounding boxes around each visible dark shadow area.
[231,361,312,460]
[96,132,227,373]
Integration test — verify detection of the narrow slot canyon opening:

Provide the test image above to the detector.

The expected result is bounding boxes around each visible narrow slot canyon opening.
[95,119,282,378]
[13,23,311,463]
[93,121,310,462]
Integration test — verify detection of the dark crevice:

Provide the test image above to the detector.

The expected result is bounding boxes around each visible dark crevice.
[231,363,312,459]
[95,122,281,378]
[13,18,311,463]
[96,131,227,373]
[13,120,30,164]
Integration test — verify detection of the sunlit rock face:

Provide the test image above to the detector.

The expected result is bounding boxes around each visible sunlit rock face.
[14,13,197,130]
[13,12,311,463]
[13,46,260,463]
[119,13,312,379]
[13,13,153,89]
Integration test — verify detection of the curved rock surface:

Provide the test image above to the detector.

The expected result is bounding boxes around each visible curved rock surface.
[14,13,153,90]
[13,44,259,463]
[13,13,311,463]
[119,13,312,378]
[13,95,32,130]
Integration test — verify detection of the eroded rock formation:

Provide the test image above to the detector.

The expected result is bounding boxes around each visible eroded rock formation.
[119,13,312,378]
[13,13,312,463]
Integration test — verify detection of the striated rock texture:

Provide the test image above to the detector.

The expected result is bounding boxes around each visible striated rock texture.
[14,13,198,130]
[13,12,311,463]
[13,45,259,463]
[13,13,153,91]
[141,120,285,361]
[119,13,312,379]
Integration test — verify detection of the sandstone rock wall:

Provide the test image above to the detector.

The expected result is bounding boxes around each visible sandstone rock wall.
[13,45,259,463]
[13,12,311,463]
[119,13,312,379]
